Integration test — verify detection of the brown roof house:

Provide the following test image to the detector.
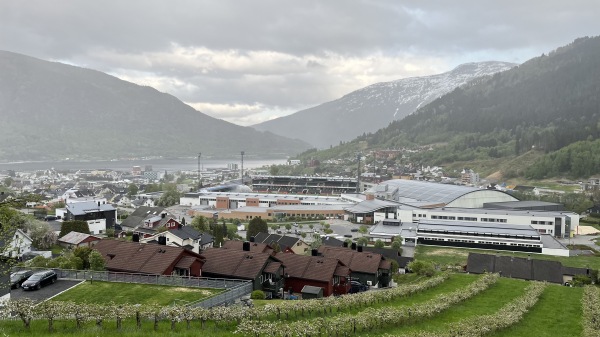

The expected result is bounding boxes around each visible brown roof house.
[201,243,285,298]
[318,245,392,288]
[93,240,205,277]
[275,252,351,297]
[58,231,102,249]
[252,232,310,254]
[221,240,274,254]
[120,206,180,237]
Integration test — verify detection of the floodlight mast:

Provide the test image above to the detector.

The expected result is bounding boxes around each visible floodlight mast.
[241,151,245,184]
[356,152,361,193]
[197,152,201,190]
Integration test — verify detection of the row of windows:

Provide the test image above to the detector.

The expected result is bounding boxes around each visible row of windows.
[425,237,541,248]
[419,229,540,240]
[428,215,497,222]
[531,220,554,225]
[431,215,456,220]
[481,218,507,223]
[509,243,541,248]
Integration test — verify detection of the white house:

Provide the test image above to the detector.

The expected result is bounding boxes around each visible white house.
[140,226,214,254]
[1,228,33,259]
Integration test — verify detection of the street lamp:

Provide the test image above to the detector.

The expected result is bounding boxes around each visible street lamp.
[197,152,202,190]
[241,151,245,184]
[356,152,361,193]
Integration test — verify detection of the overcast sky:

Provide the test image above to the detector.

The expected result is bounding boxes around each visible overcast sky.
[1,1,599,126]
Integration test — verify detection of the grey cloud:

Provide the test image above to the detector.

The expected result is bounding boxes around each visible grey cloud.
[1,1,600,125]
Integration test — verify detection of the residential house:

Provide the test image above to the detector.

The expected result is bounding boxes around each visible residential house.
[60,200,117,235]
[321,236,345,247]
[93,240,205,277]
[120,206,178,237]
[140,226,214,254]
[466,253,593,284]
[0,228,33,259]
[201,246,285,297]
[253,232,310,254]
[275,252,351,296]
[318,245,392,288]
[58,231,102,249]
[221,240,274,254]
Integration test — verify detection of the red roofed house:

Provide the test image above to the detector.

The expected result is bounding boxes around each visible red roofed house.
[93,240,205,277]
[201,243,285,298]
[318,245,392,288]
[275,252,351,296]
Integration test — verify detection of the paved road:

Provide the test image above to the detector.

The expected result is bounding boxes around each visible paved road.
[263,220,370,242]
[11,279,82,302]
[557,234,600,252]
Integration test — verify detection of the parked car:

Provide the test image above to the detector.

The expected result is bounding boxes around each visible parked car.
[350,228,359,232]
[10,270,34,289]
[21,270,58,291]
[344,234,353,238]
[349,280,368,294]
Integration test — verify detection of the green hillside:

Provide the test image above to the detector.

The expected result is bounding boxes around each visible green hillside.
[1,273,593,337]
[297,36,600,179]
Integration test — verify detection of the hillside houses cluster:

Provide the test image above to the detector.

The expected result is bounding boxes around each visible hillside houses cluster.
[88,232,393,298]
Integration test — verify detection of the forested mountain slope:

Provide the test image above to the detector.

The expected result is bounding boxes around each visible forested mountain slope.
[300,36,600,179]
[253,61,514,148]
[0,51,310,161]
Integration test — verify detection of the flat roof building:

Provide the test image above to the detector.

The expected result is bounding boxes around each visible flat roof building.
[369,179,517,208]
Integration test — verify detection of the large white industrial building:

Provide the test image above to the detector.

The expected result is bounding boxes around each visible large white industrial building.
[180,178,579,255]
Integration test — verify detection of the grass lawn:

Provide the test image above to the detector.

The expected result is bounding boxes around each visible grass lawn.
[379,277,529,335]
[415,245,600,270]
[493,284,583,337]
[50,244,64,255]
[0,274,588,337]
[50,281,222,306]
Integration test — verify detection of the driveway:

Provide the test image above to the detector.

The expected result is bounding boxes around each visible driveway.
[10,280,82,302]
[557,234,600,252]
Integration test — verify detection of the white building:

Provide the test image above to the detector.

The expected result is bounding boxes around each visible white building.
[1,228,33,259]
[180,191,353,209]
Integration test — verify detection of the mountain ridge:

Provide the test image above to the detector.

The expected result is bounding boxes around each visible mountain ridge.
[0,50,311,161]
[296,36,600,179]
[252,61,516,148]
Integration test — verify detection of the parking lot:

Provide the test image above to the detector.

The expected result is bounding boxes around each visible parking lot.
[11,279,82,302]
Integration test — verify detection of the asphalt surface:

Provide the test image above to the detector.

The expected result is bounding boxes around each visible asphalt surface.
[558,233,600,252]
[10,280,82,302]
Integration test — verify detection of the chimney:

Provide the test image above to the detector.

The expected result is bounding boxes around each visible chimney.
[366,193,374,201]
[250,236,255,242]
[343,241,349,248]
[132,233,140,242]
[357,246,363,252]
[351,242,357,250]
[243,241,251,251]
[161,213,166,219]
[311,249,318,256]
